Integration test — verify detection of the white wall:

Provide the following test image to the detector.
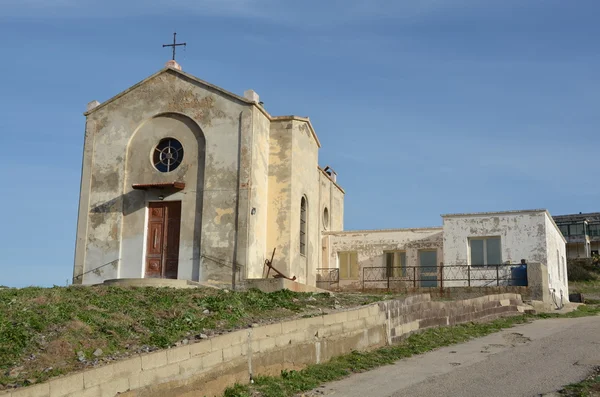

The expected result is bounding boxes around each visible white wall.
[545,213,569,303]
[442,210,568,301]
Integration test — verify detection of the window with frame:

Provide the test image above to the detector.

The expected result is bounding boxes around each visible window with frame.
[385,251,407,277]
[153,138,184,173]
[338,252,359,279]
[300,196,307,255]
[469,237,501,266]
[570,223,585,236]
[589,224,600,237]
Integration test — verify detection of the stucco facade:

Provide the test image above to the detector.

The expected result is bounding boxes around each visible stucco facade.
[323,228,444,290]
[73,62,344,286]
[442,210,568,300]
[324,210,568,301]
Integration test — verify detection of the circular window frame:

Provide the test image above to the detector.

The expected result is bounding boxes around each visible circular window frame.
[323,207,329,230]
[152,137,184,173]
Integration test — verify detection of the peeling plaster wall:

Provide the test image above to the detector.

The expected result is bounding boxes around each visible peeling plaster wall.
[544,213,569,301]
[290,121,320,285]
[318,172,332,270]
[317,172,345,269]
[326,229,444,290]
[442,211,568,298]
[121,114,204,281]
[74,70,253,285]
[246,109,271,279]
[442,212,548,267]
[266,120,292,278]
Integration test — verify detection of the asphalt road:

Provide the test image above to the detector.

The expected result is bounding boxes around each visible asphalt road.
[305,315,600,397]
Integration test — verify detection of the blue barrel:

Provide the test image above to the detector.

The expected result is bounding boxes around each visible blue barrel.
[510,265,527,286]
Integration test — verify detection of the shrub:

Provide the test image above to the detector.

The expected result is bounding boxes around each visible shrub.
[568,259,600,282]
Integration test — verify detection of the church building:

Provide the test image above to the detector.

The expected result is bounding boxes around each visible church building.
[73,59,345,286]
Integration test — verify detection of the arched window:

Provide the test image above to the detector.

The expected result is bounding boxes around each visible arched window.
[300,196,307,255]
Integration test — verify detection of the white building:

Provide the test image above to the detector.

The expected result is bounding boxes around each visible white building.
[323,210,568,303]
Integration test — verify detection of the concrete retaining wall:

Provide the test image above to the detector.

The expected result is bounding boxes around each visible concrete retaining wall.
[0,293,524,397]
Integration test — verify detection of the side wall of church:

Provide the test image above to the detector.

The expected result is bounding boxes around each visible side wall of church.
[317,171,345,269]
[245,109,271,279]
[290,121,320,285]
[266,120,293,278]
[74,70,254,285]
[331,181,344,232]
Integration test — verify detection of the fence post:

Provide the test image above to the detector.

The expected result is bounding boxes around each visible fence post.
[362,267,364,292]
[387,271,390,291]
[496,265,500,286]
[439,262,444,292]
[467,266,471,287]
[413,267,417,289]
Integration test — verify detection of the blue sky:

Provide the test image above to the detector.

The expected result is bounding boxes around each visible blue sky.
[1,0,598,287]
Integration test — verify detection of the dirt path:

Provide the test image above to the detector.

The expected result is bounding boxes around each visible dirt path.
[304,316,600,397]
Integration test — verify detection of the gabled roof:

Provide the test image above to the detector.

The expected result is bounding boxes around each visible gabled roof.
[83,65,323,149]
[84,66,254,117]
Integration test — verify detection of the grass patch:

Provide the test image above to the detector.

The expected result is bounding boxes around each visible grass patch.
[560,367,600,396]
[571,280,600,296]
[223,305,600,397]
[0,286,386,389]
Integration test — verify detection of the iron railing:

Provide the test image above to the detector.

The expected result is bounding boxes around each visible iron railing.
[361,264,528,291]
[316,268,340,289]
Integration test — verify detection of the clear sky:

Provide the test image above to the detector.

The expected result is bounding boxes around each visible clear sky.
[1,0,598,287]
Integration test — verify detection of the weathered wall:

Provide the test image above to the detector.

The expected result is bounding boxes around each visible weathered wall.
[1,293,525,397]
[544,213,569,302]
[121,114,204,281]
[290,120,320,285]
[245,109,271,279]
[317,170,345,270]
[266,120,292,278]
[74,69,255,285]
[325,228,444,290]
[442,211,549,268]
[442,210,568,296]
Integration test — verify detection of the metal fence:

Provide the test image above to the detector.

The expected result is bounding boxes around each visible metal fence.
[362,264,528,291]
[316,268,340,289]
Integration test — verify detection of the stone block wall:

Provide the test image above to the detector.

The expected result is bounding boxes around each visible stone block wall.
[0,293,524,397]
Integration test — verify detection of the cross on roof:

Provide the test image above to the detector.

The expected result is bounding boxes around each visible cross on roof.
[162,32,186,61]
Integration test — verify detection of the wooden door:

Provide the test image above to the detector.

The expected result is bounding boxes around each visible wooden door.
[145,201,181,279]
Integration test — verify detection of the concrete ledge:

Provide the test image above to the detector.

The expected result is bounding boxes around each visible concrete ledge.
[7,293,525,397]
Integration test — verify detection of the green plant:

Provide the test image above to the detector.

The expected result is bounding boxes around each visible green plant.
[223,305,600,397]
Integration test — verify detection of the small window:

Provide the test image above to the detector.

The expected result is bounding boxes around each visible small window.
[300,196,307,255]
[570,223,584,236]
[323,207,329,230]
[385,251,407,277]
[339,252,358,279]
[470,237,501,266]
[153,138,184,173]
[589,224,600,237]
